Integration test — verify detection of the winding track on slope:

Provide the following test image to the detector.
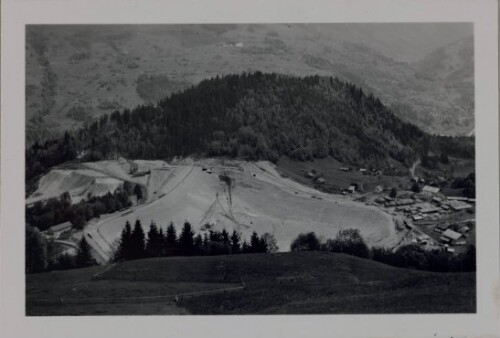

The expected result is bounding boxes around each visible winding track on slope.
[84,162,195,263]
[84,160,396,262]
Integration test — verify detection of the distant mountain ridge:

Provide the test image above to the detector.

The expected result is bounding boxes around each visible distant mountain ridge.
[412,36,474,133]
[25,24,474,144]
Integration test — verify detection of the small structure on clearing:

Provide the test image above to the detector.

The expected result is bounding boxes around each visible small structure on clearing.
[305,171,315,179]
[348,185,356,193]
[129,161,139,174]
[316,177,326,184]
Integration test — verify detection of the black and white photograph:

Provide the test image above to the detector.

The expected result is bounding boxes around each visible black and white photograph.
[1,0,499,337]
[23,21,479,315]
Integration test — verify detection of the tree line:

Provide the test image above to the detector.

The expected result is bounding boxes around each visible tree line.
[26,72,475,183]
[114,220,277,262]
[26,225,96,273]
[451,173,476,198]
[290,229,475,272]
[26,188,132,232]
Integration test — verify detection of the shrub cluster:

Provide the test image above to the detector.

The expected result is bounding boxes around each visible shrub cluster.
[290,229,475,272]
[26,225,97,273]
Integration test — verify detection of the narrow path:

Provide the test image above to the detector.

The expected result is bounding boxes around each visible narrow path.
[54,239,78,249]
[28,279,245,305]
[409,159,420,180]
[84,162,195,263]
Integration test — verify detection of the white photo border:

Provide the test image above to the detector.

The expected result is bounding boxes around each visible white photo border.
[1,0,498,337]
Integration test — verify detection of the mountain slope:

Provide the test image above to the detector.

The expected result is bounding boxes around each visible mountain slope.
[26,73,475,182]
[413,36,474,132]
[25,24,474,143]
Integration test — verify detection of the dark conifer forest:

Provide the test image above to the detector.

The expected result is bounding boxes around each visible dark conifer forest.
[26,73,475,181]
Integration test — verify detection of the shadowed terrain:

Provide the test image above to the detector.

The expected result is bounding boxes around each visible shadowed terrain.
[26,251,476,315]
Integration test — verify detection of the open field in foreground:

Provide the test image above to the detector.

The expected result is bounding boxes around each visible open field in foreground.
[26,252,475,315]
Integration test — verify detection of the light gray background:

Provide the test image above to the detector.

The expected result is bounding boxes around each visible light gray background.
[1,0,499,338]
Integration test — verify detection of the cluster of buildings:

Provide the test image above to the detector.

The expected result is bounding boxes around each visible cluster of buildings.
[437,227,469,252]
[375,184,474,223]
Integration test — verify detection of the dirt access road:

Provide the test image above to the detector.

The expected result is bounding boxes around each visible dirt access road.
[85,159,397,263]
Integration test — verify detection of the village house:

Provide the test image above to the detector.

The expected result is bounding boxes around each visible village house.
[412,214,424,221]
[419,205,441,214]
[436,222,452,232]
[446,196,468,202]
[447,200,473,212]
[441,229,462,244]
[45,221,72,237]
[422,185,440,195]
[316,177,326,184]
[304,170,315,178]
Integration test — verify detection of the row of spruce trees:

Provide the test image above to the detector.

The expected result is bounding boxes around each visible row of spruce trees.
[114,220,275,262]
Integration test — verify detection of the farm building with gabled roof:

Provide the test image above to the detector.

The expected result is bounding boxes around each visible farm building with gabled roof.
[46,221,72,235]
[442,229,462,242]
[447,200,473,211]
[436,223,451,231]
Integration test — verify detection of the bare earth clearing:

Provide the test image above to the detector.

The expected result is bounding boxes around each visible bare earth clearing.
[29,158,399,262]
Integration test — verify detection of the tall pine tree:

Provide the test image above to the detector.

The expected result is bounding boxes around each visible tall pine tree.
[250,231,260,253]
[164,222,178,256]
[146,221,162,257]
[26,225,48,273]
[115,221,132,261]
[179,221,195,256]
[131,219,146,259]
[230,230,241,254]
[75,237,97,267]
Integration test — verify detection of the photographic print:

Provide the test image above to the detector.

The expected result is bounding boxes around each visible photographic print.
[24,23,479,316]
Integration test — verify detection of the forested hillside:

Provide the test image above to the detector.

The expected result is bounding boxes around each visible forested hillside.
[26,73,474,181]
